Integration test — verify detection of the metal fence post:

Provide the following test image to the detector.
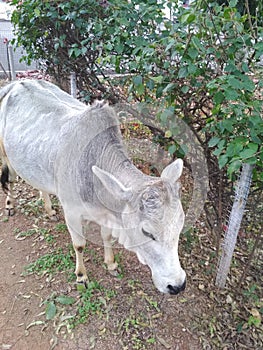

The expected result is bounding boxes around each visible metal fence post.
[7,45,16,80]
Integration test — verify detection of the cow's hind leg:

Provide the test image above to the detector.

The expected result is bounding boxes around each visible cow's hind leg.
[39,191,57,220]
[1,163,16,216]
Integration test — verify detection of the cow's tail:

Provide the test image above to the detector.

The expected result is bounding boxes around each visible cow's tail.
[0,163,9,194]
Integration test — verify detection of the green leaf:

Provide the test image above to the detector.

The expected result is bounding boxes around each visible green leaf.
[228,76,241,89]
[54,42,60,51]
[165,39,176,52]
[224,61,238,73]
[178,66,188,79]
[226,141,244,157]
[150,76,163,83]
[45,302,56,320]
[239,143,258,160]
[181,13,196,24]
[136,84,144,95]
[188,63,197,74]
[187,47,198,60]
[192,37,203,51]
[241,77,255,92]
[133,75,143,86]
[81,46,87,55]
[168,144,177,155]
[56,295,75,305]
[163,83,176,94]
[181,85,189,94]
[221,119,234,132]
[214,91,224,104]
[241,62,249,73]
[208,137,221,148]
[224,88,239,100]
[34,8,40,17]
[218,154,228,169]
[227,159,242,175]
[146,79,155,90]
[229,0,238,7]
[244,156,257,165]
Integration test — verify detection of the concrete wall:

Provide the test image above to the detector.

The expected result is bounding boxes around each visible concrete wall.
[0,20,37,75]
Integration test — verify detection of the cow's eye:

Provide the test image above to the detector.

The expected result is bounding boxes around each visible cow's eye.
[142,228,156,241]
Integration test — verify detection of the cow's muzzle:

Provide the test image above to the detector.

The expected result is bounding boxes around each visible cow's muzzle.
[167,279,186,295]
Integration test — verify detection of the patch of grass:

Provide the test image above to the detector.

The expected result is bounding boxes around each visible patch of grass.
[70,280,116,328]
[24,246,75,276]
[18,198,44,216]
[128,279,142,290]
[243,284,260,302]
[55,223,68,233]
[114,252,125,279]
[37,280,116,335]
[121,313,156,349]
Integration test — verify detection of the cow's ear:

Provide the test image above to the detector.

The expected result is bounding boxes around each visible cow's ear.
[92,166,133,202]
[161,159,183,184]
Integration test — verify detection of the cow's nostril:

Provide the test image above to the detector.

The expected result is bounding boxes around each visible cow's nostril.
[167,280,186,295]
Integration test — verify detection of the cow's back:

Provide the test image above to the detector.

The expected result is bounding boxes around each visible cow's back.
[0,80,86,193]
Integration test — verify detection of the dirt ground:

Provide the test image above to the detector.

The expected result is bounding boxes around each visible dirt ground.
[0,178,262,350]
[0,185,204,350]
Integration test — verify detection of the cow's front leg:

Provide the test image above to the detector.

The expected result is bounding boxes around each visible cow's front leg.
[101,226,118,274]
[64,213,88,287]
[73,243,88,286]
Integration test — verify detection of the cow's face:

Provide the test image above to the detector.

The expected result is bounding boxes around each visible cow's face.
[130,180,185,294]
[92,159,186,295]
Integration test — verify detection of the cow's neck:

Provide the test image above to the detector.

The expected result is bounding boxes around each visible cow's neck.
[101,144,149,188]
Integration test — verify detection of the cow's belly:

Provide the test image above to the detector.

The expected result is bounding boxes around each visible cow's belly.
[3,128,58,194]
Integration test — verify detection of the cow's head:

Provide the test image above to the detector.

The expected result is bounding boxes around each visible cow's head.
[92,159,186,295]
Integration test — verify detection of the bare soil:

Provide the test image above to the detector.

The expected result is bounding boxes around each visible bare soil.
[0,175,262,350]
[0,183,202,350]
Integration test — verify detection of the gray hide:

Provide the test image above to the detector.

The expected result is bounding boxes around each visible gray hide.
[0,80,186,295]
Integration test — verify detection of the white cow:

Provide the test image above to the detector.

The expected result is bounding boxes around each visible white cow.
[0,80,186,294]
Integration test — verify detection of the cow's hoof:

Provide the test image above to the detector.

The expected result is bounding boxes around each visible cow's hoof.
[107,262,118,271]
[5,207,15,216]
[76,273,88,289]
[108,269,119,277]
[49,214,58,222]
